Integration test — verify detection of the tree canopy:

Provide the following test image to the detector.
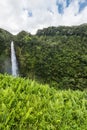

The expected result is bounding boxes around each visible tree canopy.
[1,24,87,90]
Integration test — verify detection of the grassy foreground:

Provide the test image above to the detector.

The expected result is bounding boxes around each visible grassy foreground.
[0,74,87,130]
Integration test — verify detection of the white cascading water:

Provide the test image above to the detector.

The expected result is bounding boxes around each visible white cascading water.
[11,41,18,76]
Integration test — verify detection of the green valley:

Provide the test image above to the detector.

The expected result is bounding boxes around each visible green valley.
[1,24,87,129]
[1,24,87,90]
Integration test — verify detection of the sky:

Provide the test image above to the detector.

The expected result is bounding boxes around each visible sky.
[0,0,87,34]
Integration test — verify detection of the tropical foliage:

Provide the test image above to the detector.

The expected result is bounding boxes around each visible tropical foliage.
[1,24,87,90]
[14,24,87,90]
[0,74,87,130]
[0,28,12,74]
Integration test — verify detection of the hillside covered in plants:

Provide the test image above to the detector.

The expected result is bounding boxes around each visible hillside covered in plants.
[0,74,87,130]
[0,28,13,74]
[1,24,87,90]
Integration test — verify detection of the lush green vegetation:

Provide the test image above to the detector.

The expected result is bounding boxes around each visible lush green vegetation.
[0,28,12,74]
[14,24,87,90]
[0,25,87,129]
[1,24,87,90]
[0,74,87,130]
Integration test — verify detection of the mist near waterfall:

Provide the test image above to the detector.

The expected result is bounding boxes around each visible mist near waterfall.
[11,41,19,76]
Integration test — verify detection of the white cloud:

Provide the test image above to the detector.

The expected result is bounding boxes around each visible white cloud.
[0,0,87,35]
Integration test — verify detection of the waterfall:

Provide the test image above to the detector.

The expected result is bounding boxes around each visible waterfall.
[11,41,18,76]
